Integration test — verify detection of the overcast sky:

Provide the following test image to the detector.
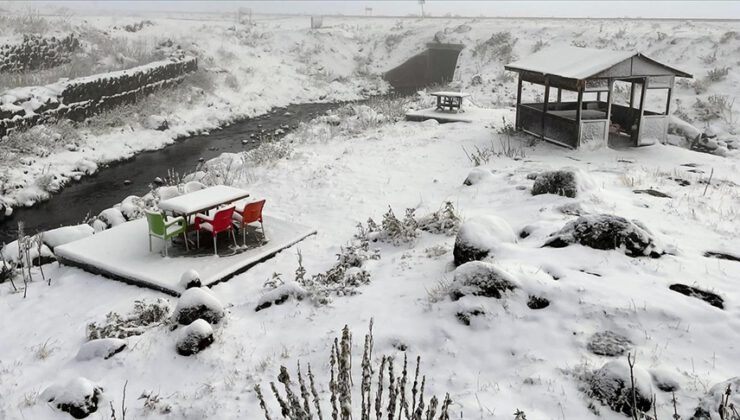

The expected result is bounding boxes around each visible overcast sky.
[7,1,740,19]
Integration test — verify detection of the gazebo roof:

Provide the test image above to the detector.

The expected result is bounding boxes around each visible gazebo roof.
[505,45,692,81]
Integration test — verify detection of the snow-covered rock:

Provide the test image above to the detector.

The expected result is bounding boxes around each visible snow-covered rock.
[543,214,662,258]
[75,338,126,361]
[176,319,214,356]
[589,359,654,416]
[453,215,516,266]
[462,167,494,186]
[179,269,202,290]
[97,208,126,228]
[42,224,94,251]
[587,331,632,357]
[450,261,518,300]
[118,195,145,220]
[255,281,308,311]
[650,368,681,392]
[41,377,103,419]
[669,283,724,309]
[531,169,583,198]
[173,287,224,325]
[691,377,740,419]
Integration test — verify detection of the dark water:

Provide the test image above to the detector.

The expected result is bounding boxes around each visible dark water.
[0,101,343,244]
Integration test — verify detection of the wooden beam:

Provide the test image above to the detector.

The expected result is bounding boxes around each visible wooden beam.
[557,88,562,103]
[629,82,635,108]
[542,78,550,140]
[516,73,522,130]
[665,87,673,116]
[636,78,647,146]
[605,79,614,144]
[575,88,583,147]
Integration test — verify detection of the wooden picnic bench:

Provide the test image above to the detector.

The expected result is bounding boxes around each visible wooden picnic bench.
[430,91,470,113]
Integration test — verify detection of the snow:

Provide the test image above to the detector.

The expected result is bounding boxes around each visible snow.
[158,185,250,215]
[42,225,95,250]
[457,214,517,252]
[506,46,639,80]
[39,376,100,409]
[75,338,127,361]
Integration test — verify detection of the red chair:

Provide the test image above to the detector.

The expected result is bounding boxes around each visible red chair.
[232,199,266,245]
[194,205,237,255]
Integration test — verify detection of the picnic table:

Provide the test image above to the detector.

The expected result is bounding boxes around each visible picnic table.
[159,185,250,223]
[430,91,470,113]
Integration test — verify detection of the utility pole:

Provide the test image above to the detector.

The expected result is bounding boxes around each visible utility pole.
[418,0,425,18]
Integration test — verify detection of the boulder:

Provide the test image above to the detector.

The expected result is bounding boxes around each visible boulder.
[543,214,662,258]
[690,377,740,420]
[669,284,724,309]
[173,287,224,325]
[449,261,518,301]
[531,169,578,198]
[255,281,307,312]
[704,251,740,263]
[589,360,653,416]
[179,269,202,290]
[41,377,103,419]
[75,338,126,361]
[176,319,214,356]
[462,167,494,186]
[453,215,516,266]
[587,331,632,357]
[526,295,550,310]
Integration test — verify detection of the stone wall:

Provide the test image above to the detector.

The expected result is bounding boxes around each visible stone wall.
[0,34,80,73]
[0,56,197,137]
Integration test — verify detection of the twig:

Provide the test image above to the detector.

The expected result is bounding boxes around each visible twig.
[703,168,714,196]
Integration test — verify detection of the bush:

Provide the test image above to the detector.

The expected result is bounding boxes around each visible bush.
[707,66,730,82]
[87,299,170,340]
[254,322,452,420]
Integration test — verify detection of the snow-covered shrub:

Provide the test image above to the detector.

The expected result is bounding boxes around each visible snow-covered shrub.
[472,31,518,63]
[87,299,170,340]
[255,280,307,311]
[41,377,103,419]
[176,319,214,356]
[543,214,663,258]
[179,269,202,290]
[707,66,731,82]
[587,331,632,357]
[173,287,225,325]
[254,323,453,420]
[692,378,740,420]
[587,359,653,417]
[449,261,518,300]
[417,201,461,236]
[694,95,735,122]
[531,169,579,198]
[453,215,516,266]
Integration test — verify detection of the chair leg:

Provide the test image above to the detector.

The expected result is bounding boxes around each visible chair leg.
[260,221,266,241]
[149,235,152,252]
[183,232,189,251]
[164,239,168,257]
[242,225,246,246]
[213,234,217,256]
[231,229,237,247]
[197,230,200,248]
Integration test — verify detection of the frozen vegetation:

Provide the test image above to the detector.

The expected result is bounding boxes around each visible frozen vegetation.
[0,8,739,420]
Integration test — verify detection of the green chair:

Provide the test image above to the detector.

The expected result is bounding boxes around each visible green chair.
[145,210,188,256]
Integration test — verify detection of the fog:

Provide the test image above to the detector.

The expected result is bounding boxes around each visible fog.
[4,0,740,19]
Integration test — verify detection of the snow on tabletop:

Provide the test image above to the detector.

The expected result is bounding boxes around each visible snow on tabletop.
[158,185,250,215]
[506,45,636,80]
[429,91,471,97]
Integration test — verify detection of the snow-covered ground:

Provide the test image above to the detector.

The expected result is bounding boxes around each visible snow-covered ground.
[1,13,739,420]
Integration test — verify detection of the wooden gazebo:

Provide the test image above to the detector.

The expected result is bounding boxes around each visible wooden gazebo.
[505,46,692,148]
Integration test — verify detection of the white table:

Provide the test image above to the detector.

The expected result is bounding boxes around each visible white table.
[430,91,470,112]
[159,185,250,217]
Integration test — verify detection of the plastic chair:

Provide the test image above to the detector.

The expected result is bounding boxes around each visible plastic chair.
[195,205,237,255]
[232,199,266,245]
[145,210,188,257]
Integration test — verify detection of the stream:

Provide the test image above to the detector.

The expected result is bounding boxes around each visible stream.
[0,101,346,245]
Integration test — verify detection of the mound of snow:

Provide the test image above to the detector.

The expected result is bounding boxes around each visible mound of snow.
[543,214,662,258]
[255,280,307,311]
[176,319,214,356]
[450,261,518,300]
[179,269,202,290]
[0,240,55,265]
[97,208,126,228]
[173,287,224,325]
[42,224,94,250]
[589,359,654,416]
[462,167,494,186]
[41,377,103,419]
[453,215,516,266]
[75,338,126,361]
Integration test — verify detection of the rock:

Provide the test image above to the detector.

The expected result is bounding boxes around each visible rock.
[690,377,740,420]
[669,284,724,309]
[557,202,585,216]
[179,269,202,290]
[176,319,214,356]
[255,281,307,311]
[456,309,484,325]
[650,368,681,392]
[75,338,127,361]
[704,251,740,263]
[531,169,578,198]
[173,287,225,325]
[526,295,550,309]
[587,331,631,357]
[543,214,662,258]
[589,360,653,416]
[449,261,518,301]
[462,167,493,186]
[453,215,516,266]
[634,189,672,198]
[41,377,103,419]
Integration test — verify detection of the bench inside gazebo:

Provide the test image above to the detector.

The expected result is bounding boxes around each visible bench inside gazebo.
[505,46,692,149]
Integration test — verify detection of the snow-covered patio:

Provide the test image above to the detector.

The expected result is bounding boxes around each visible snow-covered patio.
[54,216,316,295]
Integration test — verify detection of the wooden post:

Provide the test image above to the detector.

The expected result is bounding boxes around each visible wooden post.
[575,86,583,147]
[636,78,647,146]
[515,74,522,130]
[557,88,562,103]
[665,87,673,115]
[605,79,614,144]
[629,81,635,108]
[542,78,550,140]
[597,91,602,102]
